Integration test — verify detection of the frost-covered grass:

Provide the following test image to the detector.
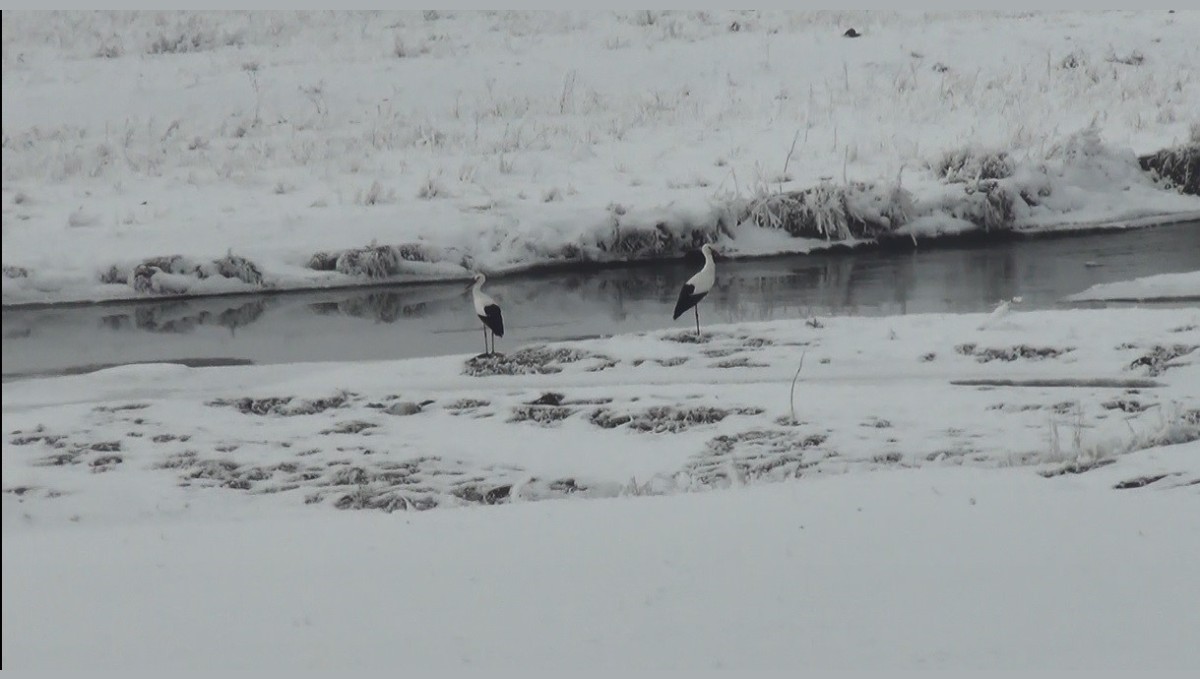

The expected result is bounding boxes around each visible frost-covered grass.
[4,307,1200,669]
[4,11,1200,304]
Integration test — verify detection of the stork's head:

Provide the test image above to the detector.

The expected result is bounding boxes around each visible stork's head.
[701,243,716,258]
[465,272,486,292]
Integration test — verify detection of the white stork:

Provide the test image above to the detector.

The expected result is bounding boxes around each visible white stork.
[468,272,504,355]
[673,243,716,336]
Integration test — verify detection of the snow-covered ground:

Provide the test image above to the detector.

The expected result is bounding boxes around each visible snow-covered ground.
[3,307,1198,668]
[5,456,1199,670]
[4,11,1200,305]
[1066,269,1200,302]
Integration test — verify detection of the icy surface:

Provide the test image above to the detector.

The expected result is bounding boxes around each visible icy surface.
[4,11,1200,304]
[1065,270,1200,301]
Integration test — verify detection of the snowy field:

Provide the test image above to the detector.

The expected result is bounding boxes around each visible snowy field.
[4,10,1200,305]
[4,307,1199,668]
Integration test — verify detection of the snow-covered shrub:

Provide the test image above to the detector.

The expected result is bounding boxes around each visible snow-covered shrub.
[314,243,433,279]
[742,181,911,240]
[596,221,717,258]
[201,253,263,286]
[357,180,395,206]
[1138,143,1199,195]
[934,147,1014,183]
[101,253,264,293]
[953,180,1021,231]
[336,245,400,279]
[416,174,447,200]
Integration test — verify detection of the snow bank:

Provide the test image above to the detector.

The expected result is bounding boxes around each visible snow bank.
[1065,270,1200,302]
[4,11,1200,305]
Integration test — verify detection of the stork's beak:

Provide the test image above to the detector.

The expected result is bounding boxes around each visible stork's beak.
[463,280,475,292]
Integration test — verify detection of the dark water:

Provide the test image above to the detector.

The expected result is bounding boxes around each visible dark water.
[3,223,1198,380]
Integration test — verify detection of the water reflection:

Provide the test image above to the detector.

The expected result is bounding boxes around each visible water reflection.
[99,299,269,334]
[3,221,1198,377]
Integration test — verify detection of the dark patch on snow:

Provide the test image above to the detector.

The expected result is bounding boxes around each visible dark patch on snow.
[1129,344,1197,376]
[1101,399,1154,414]
[1138,143,1198,195]
[207,391,356,416]
[955,343,1073,362]
[1113,474,1169,489]
[463,345,612,376]
[1040,459,1116,477]
[711,356,770,369]
[588,405,763,434]
[508,404,577,426]
[952,378,1164,388]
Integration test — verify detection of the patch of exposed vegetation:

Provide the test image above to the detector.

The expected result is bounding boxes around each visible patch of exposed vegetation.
[955,343,1073,362]
[207,391,357,416]
[684,429,828,486]
[508,405,577,426]
[1138,143,1199,195]
[1128,344,1197,376]
[1101,399,1154,414]
[307,243,435,278]
[101,252,264,293]
[953,378,1163,388]
[741,181,911,240]
[445,398,490,411]
[92,403,150,413]
[934,147,1014,183]
[463,346,613,376]
[1039,459,1117,477]
[711,356,770,369]
[588,405,763,434]
[1113,474,1170,489]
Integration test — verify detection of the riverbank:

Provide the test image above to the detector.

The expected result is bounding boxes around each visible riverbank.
[4,11,1200,306]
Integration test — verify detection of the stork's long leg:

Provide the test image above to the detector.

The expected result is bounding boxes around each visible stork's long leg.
[483,326,488,355]
[489,329,495,355]
[695,305,701,337]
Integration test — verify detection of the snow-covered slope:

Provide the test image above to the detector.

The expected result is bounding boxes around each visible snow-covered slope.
[4,11,1200,305]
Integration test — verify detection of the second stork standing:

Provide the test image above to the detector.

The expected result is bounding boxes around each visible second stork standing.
[673,243,716,337]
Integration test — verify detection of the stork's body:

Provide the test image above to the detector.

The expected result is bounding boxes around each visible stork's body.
[673,244,716,336]
[470,273,504,355]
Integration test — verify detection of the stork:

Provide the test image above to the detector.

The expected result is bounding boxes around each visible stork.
[673,243,716,337]
[468,272,504,355]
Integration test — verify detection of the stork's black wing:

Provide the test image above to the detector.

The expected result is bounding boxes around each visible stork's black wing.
[479,304,504,337]
[673,284,707,319]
